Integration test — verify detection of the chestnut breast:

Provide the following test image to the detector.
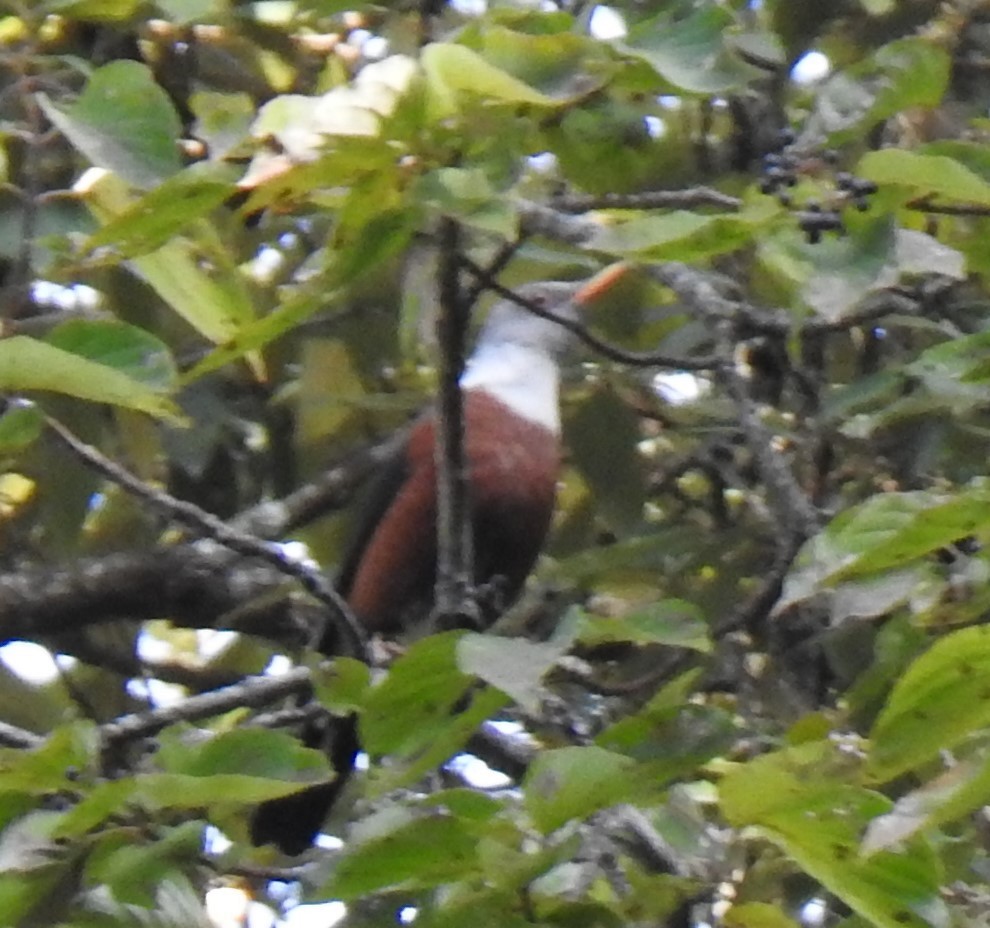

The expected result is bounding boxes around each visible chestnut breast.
[344,389,560,633]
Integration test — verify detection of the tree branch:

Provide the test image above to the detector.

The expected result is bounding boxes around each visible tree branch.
[433,217,478,626]
[554,187,742,214]
[43,415,368,659]
[99,667,312,744]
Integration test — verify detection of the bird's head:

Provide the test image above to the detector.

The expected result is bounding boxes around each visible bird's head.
[477,264,628,360]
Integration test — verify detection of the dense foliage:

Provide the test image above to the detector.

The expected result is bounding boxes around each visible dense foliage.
[3,0,990,925]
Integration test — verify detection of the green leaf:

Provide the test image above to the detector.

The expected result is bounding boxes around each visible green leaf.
[575,600,712,652]
[363,633,509,794]
[184,207,414,380]
[457,634,569,712]
[43,0,141,21]
[422,43,560,118]
[801,220,964,321]
[46,320,178,393]
[720,742,945,928]
[724,902,800,928]
[0,336,181,420]
[859,149,990,205]
[324,814,480,899]
[0,404,42,453]
[862,752,990,854]
[359,632,472,757]
[38,61,182,188]
[157,728,330,783]
[80,170,256,345]
[461,24,606,100]
[56,771,320,837]
[781,484,990,607]
[523,746,638,833]
[416,168,517,238]
[618,7,766,94]
[0,725,97,796]
[868,626,990,782]
[596,674,734,783]
[590,202,777,264]
[83,162,236,258]
[869,39,950,116]
[84,821,203,906]
[566,388,646,533]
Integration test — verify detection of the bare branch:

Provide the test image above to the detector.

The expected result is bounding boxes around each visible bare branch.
[100,667,312,744]
[433,218,478,626]
[43,415,368,658]
[718,363,821,542]
[554,187,743,214]
[0,720,43,749]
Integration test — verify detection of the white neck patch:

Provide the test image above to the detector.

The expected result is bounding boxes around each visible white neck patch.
[460,342,561,433]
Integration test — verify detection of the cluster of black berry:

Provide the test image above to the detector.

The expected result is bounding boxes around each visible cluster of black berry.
[758,133,879,244]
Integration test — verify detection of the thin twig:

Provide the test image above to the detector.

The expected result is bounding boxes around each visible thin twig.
[460,256,724,370]
[42,415,368,658]
[0,720,43,749]
[100,667,312,743]
[718,365,820,542]
[906,196,990,217]
[554,188,742,214]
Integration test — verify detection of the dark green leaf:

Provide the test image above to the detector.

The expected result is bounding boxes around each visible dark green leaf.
[618,7,766,94]
[46,320,177,393]
[457,633,569,712]
[324,814,480,899]
[868,626,990,781]
[523,746,638,833]
[38,61,182,188]
[859,149,990,205]
[83,163,236,258]
[0,404,43,453]
[576,600,712,651]
[0,336,181,420]
[721,742,945,928]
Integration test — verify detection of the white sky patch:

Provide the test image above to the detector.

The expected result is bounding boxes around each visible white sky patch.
[654,371,704,406]
[247,245,286,286]
[449,0,486,15]
[0,641,60,685]
[447,753,512,789]
[283,901,347,928]
[127,676,186,707]
[644,115,665,139]
[136,628,171,662]
[207,887,277,928]
[362,35,389,60]
[801,897,828,927]
[273,539,318,568]
[30,280,101,312]
[589,5,627,39]
[198,629,239,660]
[791,50,830,84]
[266,654,293,676]
[488,719,524,735]
[527,151,558,173]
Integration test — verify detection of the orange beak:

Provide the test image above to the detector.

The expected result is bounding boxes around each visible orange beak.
[572,261,632,305]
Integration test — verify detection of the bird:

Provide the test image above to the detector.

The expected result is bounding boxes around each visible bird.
[250,265,628,854]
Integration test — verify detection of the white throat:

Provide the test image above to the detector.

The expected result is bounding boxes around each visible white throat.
[460,342,561,433]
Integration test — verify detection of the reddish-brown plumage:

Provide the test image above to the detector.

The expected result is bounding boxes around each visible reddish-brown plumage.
[252,267,629,854]
[347,389,560,632]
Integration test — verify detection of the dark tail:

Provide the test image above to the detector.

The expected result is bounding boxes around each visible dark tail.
[249,713,360,854]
